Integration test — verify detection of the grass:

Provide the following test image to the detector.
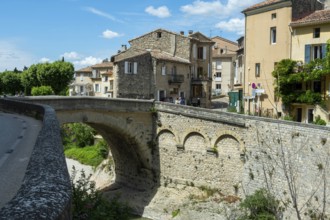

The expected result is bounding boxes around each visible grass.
[65,145,105,167]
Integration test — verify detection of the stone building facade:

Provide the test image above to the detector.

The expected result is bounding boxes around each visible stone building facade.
[242,0,325,118]
[70,60,114,97]
[211,36,238,96]
[112,29,214,107]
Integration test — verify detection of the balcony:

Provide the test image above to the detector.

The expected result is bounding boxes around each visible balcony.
[168,74,184,84]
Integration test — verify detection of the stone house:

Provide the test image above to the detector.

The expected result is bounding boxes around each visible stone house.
[90,61,114,98]
[69,66,93,96]
[242,0,325,118]
[289,8,330,123]
[211,36,238,97]
[70,60,114,97]
[111,29,214,108]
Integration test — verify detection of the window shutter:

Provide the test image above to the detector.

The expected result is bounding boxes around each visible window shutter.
[133,62,138,74]
[124,61,128,74]
[322,44,326,59]
[305,44,311,64]
[203,47,206,60]
[193,44,197,59]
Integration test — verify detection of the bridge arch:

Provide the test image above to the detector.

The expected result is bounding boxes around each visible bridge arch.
[56,110,157,190]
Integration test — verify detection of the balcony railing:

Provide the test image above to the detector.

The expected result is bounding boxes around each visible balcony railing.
[168,74,184,84]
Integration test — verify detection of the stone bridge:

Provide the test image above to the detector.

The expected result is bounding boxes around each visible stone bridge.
[1,96,330,219]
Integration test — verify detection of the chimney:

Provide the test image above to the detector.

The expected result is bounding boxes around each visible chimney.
[121,44,127,51]
[188,30,193,35]
[180,31,184,35]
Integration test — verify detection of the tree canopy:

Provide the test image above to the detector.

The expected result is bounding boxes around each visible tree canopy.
[0,60,74,96]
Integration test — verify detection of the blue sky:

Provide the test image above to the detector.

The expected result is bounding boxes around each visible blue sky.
[0,0,260,71]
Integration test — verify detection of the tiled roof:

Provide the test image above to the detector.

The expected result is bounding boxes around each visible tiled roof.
[113,48,190,64]
[290,9,330,26]
[242,0,286,13]
[75,66,92,73]
[91,62,113,68]
[129,28,189,43]
[150,50,190,64]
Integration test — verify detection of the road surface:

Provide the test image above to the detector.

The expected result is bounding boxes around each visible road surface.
[0,112,42,208]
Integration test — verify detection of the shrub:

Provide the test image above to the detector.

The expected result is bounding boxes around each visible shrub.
[70,166,131,219]
[314,115,326,126]
[31,86,54,96]
[238,188,281,220]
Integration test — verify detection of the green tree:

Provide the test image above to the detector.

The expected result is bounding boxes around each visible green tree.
[37,60,74,95]
[21,64,41,95]
[62,123,95,148]
[31,86,54,96]
[0,71,23,95]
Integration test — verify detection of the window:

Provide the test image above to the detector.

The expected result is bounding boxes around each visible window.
[171,66,177,75]
[109,80,114,90]
[124,61,137,74]
[104,86,108,93]
[216,72,222,78]
[216,61,222,70]
[270,27,276,44]
[104,76,108,81]
[255,63,260,77]
[216,84,221,89]
[157,32,162,38]
[312,45,323,60]
[197,67,203,77]
[305,44,326,63]
[271,13,276,19]
[313,80,321,93]
[95,84,100,92]
[313,28,320,38]
[80,86,84,93]
[197,47,206,60]
[161,65,166,75]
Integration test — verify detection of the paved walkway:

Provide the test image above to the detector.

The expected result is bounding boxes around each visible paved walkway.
[0,112,42,208]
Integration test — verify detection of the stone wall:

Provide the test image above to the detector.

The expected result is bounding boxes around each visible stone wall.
[116,53,154,99]
[129,30,191,59]
[0,98,71,220]
[155,101,330,217]
[292,0,324,20]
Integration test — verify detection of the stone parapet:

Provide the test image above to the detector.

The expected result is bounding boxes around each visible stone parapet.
[0,98,72,220]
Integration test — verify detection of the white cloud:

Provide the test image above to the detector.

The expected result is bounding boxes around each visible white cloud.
[145,6,171,18]
[180,0,260,17]
[39,57,51,63]
[102,30,122,39]
[73,56,102,67]
[181,1,223,16]
[215,18,245,35]
[85,7,118,21]
[60,51,80,60]
[0,40,34,71]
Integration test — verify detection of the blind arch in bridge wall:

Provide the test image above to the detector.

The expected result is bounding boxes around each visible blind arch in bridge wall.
[213,131,244,194]
[183,131,209,152]
[157,129,178,150]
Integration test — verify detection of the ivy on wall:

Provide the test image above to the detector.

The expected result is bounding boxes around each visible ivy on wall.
[272,39,330,107]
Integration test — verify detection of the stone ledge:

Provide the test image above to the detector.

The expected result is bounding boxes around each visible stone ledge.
[0,98,71,220]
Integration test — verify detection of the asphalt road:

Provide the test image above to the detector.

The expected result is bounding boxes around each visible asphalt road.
[0,112,41,208]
